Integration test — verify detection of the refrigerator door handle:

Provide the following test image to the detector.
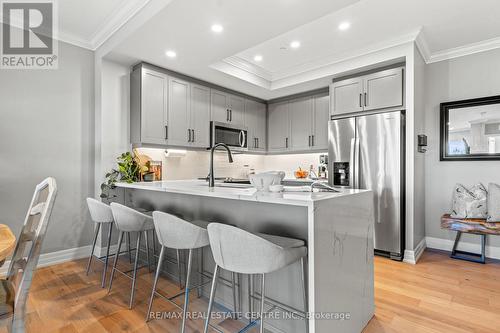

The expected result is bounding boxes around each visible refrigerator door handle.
[354,137,360,189]
[349,138,355,188]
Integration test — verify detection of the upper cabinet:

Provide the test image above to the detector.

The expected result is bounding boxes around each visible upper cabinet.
[330,67,404,116]
[167,77,191,146]
[245,99,267,152]
[131,68,168,145]
[211,90,245,125]
[268,92,329,153]
[190,84,211,148]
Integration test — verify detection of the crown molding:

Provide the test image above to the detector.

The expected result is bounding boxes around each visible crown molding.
[414,29,431,63]
[428,36,500,63]
[89,0,151,50]
[223,56,273,81]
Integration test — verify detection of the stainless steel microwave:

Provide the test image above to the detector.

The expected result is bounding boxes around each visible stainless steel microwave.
[210,121,248,151]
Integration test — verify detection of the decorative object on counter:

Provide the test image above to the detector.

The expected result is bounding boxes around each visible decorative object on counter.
[149,161,162,181]
[142,172,156,182]
[487,183,500,222]
[268,184,284,193]
[100,152,145,202]
[249,171,285,192]
[440,95,500,161]
[450,183,487,219]
[294,167,309,179]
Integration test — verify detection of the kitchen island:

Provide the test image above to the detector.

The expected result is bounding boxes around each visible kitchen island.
[114,180,374,333]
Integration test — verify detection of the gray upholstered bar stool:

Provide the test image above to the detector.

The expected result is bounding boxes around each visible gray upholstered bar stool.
[86,198,115,288]
[108,202,154,309]
[205,223,308,333]
[146,211,239,333]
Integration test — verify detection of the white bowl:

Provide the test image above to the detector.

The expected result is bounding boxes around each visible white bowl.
[269,184,284,193]
[249,171,285,192]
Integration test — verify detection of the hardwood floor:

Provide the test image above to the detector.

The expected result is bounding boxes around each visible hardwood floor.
[4,249,500,333]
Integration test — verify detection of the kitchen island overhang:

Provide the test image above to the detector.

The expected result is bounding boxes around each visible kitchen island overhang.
[114,180,374,333]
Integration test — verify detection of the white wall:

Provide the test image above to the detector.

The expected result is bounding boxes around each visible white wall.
[0,42,95,253]
[424,48,500,250]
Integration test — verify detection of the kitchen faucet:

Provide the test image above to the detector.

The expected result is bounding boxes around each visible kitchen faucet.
[209,143,234,187]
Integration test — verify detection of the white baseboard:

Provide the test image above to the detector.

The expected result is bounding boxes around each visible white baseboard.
[0,245,92,276]
[403,238,427,264]
[426,236,500,260]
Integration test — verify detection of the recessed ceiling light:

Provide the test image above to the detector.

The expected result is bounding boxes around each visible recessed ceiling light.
[165,50,177,58]
[211,24,223,33]
[254,55,263,62]
[338,21,350,31]
[290,41,301,49]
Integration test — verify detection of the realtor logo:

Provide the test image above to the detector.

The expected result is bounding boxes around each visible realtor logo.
[1,0,58,69]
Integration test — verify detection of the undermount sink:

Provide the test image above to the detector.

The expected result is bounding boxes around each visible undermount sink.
[198,182,254,189]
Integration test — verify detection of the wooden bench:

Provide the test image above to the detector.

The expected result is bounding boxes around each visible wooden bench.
[441,214,500,263]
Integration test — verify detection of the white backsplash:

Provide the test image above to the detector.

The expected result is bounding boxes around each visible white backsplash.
[136,148,325,180]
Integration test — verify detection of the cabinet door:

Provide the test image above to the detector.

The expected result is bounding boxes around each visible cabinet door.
[245,99,266,151]
[167,77,190,146]
[190,84,211,148]
[211,90,230,123]
[363,68,403,111]
[229,94,245,125]
[330,78,363,116]
[141,69,168,144]
[312,94,329,150]
[268,102,289,151]
[289,97,313,151]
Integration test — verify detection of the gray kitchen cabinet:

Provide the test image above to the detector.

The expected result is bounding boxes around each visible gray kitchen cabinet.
[363,68,404,111]
[245,99,267,151]
[130,68,168,145]
[211,90,245,125]
[289,97,313,151]
[330,78,363,116]
[330,67,404,116]
[312,94,329,150]
[268,101,289,152]
[229,94,245,125]
[167,77,191,146]
[190,84,211,148]
[210,90,229,123]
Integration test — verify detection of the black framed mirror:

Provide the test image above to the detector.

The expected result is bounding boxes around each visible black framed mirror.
[440,95,500,161]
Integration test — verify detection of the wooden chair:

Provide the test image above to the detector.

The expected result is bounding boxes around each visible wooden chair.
[0,178,57,332]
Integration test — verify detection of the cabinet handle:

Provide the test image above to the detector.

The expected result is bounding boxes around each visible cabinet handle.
[308,135,311,147]
[285,137,288,149]
[230,109,232,122]
[188,129,191,142]
[364,93,367,107]
[192,129,195,142]
[226,109,229,122]
[359,93,362,108]
[312,135,315,146]
[165,125,168,140]
[257,138,259,148]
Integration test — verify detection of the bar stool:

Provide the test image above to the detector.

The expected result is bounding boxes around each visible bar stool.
[108,203,154,309]
[85,198,115,288]
[205,223,308,333]
[146,212,239,333]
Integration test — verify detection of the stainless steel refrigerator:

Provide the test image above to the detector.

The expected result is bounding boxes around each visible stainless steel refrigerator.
[328,111,405,260]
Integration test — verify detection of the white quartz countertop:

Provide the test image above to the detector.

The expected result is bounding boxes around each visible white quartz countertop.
[115,180,369,207]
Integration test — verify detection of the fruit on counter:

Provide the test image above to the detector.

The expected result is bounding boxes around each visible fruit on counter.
[294,167,309,179]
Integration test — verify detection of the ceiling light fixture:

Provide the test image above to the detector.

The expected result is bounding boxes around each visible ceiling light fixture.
[165,50,177,58]
[338,21,350,31]
[290,41,301,49]
[211,24,223,33]
[254,55,263,62]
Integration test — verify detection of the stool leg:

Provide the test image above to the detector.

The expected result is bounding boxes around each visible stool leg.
[177,249,183,289]
[127,232,132,263]
[259,273,266,333]
[248,274,253,324]
[231,272,238,318]
[129,232,142,309]
[144,230,152,272]
[197,247,204,298]
[181,249,193,333]
[108,231,124,293]
[152,229,157,266]
[300,257,309,333]
[86,223,101,275]
[146,246,165,322]
[203,264,220,333]
[101,223,113,288]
